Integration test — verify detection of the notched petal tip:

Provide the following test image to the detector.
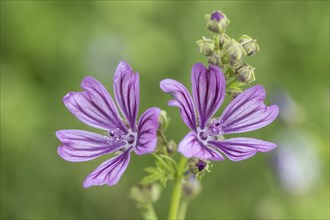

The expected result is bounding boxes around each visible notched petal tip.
[160,79,197,131]
[159,79,177,93]
[114,61,137,81]
[192,62,207,73]
[57,145,65,158]
[270,104,280,118]
[62,92,75,103]
[55,130,63,140]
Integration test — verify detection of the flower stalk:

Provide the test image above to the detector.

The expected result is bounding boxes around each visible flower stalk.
[168,156,188,219]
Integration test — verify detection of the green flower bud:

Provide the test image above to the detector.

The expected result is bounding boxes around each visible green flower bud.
[239,35,260,56]
[218,33,231,49]
[236,63,255,84]
[224,39,246,67]
[158,110,170,131]
[196,37,215,56]
[130,183,162,207]
[182,176,201,200]
[207,52,221,66]
[166,139,177,155]
[205,11,230,33]
[188,158,213,180]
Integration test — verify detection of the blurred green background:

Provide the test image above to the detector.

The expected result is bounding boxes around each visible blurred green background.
[1,1,329,219]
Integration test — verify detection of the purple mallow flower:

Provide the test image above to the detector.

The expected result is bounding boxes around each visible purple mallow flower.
[56,61,160,187]
[160,63,279,161]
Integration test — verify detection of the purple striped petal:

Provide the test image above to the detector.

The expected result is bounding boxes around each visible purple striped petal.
[219,85,279,134]
[56,130,125,162]
[83,149,131,188]
[209,138,277,161]
[135,107,161,155]
[160,79,197,131]
[114,61,139,131]
[63,77,127,132]
[178,132,224,161]
[191,63,226,129]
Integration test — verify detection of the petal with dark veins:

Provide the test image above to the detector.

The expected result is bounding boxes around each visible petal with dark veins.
[114,61,140,131]
[209,137,277,161]
[63,77,127,132]
[134,107,161,155]
[160,79,197,131]
[191,63,226,129]
[83,148,131,188]
[220,85,279,134]
[56,130,125,162]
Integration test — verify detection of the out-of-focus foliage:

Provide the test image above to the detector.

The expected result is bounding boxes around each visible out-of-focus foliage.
[1,1,329,219]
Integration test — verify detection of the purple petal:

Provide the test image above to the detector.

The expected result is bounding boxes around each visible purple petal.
[134,107,161,155]
[160,79,197,131]
[56,130,124,162]
[63,77,127,131]
[83,149,131,188]
[219,85,279,134]
[114,61,139,131]
[191,63,226,129]
[178,132,224,161]
[209,138,277,161]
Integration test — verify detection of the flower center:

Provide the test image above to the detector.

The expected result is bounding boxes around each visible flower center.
[199,131,208,141]
[207,118,224,136]
[106,128,136,145]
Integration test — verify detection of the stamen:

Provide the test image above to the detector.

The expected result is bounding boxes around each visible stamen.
[107,128,125,144]
[207,118,224,136]
[106,128,136,146]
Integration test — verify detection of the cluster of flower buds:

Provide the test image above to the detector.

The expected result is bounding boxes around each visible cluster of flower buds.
[196,10,260,98]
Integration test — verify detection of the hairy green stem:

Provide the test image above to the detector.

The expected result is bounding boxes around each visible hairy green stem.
[215,34,220,51]
[168,156,188,219]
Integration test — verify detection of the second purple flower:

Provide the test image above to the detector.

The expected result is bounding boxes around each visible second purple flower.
[160,63,279,161]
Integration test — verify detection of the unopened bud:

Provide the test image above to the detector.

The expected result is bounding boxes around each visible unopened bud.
[219,33,231,49]
[196,37,215,56]
[182,176,201,200]
[236,63,255,84]
[224,39,246,67]
[239,35,260,56]
[205,11,230,33]
[130,183,162,207]
[158,110,170,131]
[166,140,177,155]
[188,158,213,179]
[207,52,221,66]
